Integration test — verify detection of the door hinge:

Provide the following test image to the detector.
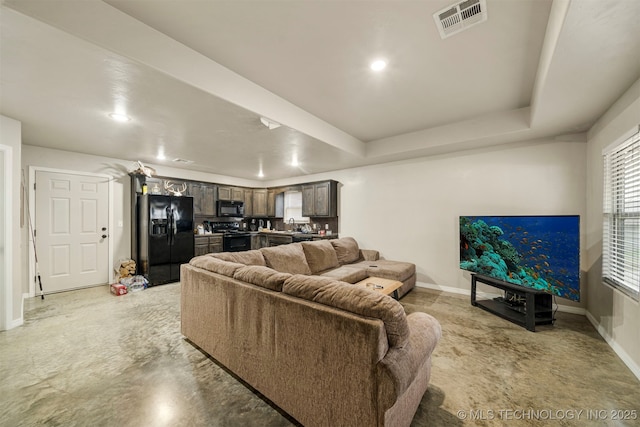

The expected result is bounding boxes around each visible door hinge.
[33,183,36,190]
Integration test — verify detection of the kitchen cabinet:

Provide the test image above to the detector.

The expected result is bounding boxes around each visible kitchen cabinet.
[210,235,223,253]
[301,185,315,217]
[194,236,208,256]
[251,233,267,250]
[188,183,202,213]
[218,186,244,201]
[217,186,231,201]
[194,235,223,256]
[232,187,244,201]
[267,190,275,217]
[244,189,253,217]
[266,234,293,247]
[267,190,284,218]
[188,183,215,216]
[142,177,164,195]
[203,185,216,215]
[252,189,268,217]
[302,180,337,217]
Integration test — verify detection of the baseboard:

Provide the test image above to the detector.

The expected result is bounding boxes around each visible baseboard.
[13,292,29,329]
[416,281,470,296]
[1,293,27,330]
[555,304,586,315]
[8,316,23,329]
[585,311,640,381]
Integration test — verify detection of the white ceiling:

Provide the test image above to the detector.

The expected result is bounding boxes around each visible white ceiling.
[1,0,639,181]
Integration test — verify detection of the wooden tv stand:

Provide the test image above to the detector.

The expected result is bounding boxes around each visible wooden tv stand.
[471,274,554,332]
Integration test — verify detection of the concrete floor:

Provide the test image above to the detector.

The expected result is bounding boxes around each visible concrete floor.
[1,284,638,427]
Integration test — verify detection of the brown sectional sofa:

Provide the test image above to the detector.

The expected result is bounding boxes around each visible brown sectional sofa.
[181,237,442,427]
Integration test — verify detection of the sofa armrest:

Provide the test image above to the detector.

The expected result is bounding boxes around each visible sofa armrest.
[360,249,380,261]
[377,312,442,406]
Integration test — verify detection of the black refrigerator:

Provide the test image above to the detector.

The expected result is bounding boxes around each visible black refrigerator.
[137,195,194,285]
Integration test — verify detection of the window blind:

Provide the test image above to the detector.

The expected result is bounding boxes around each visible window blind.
[283,191,309,223]
[602,128,640,299]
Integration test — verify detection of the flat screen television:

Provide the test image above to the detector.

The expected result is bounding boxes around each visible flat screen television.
[459,215,580,301]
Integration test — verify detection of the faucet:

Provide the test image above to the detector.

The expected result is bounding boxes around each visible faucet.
[289,218,295,232]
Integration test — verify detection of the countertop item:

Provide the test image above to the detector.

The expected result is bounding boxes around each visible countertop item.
[255,231,337,239]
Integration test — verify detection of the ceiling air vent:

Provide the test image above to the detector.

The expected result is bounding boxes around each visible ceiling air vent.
[433,0,487,39]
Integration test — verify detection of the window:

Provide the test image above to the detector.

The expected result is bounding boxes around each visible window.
[602,126,640,300]
[283,191,309,223]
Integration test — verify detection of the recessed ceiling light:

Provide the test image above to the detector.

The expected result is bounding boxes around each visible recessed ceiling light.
[291,154,299,167]
[370,59,387,72]
[157,152,166,161]
[109,113,131,122]
[258,170,264,178]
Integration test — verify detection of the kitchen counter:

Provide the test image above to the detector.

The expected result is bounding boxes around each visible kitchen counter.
[256,231,337,239]
[247,231,338,249]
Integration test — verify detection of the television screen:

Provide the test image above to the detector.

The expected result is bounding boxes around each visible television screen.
[459,215,580,301]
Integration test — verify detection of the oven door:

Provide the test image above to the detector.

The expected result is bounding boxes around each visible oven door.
[224,234,251,252]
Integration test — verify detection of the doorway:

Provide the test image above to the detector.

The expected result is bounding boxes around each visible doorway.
[32,170,110,294]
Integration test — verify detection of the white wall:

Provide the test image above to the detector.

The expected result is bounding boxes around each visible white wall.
[0,149,6,328]
[585,77,640,378]
[0,115,22,330]
[268,137,588,309]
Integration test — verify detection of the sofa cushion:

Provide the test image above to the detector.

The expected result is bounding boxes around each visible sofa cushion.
[301,240,340,274]
[282,274,336,289]
[261,243,312,275]
[330,237,361,265]
[319,266,368,283]
[233,265,291,291]
[349,259,416,282]
[283,275,410,348]
[212,249,266,266]
[189,255,245,277]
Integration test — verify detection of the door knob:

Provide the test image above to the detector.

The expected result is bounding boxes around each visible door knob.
[102,234,107,239]
[102,227,107,231]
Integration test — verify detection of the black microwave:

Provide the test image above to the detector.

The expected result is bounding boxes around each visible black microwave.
[216,200,244,218]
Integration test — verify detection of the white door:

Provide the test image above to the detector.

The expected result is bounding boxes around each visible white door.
[35,171,109,293]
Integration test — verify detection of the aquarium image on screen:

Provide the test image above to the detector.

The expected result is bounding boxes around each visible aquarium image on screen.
[459,215,580,301]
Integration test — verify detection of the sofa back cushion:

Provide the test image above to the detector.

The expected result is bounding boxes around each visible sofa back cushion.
[261,243,312,275]
[282,275,410,348]
[189,255,245,277]
[330,237,361,265]
[212,249,266,266]
[233,265,291,291]
[301,240,340,274]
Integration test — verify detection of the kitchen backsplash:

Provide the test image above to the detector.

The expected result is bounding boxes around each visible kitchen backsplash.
[194,215,338,234]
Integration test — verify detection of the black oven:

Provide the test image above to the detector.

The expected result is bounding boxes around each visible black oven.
[210,221,251,252]
[223,233,251,252]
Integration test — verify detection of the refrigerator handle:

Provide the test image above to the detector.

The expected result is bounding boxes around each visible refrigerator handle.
[169,208,175,245]
[166,207,172,245]
[172,208,177,244]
